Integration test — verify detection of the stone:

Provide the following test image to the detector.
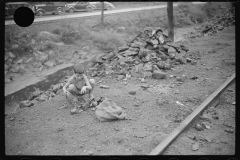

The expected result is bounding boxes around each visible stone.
[100,85,110,89]
[192,142,199,151]
[128,90,136,95]
[12,44,19,49]
[19,100,34,109]
[36,53,49,63]
[5,77,12,83]
[117,75,125,80]
[143,63,153,71]
[6,52,16,58]
[186,57,193,63]
[16,59,23,64]
[44,60,56,68]
[194,123,204,131]
[135,63,144,73]
[142,71,152,78]
[191,60,197,65]
[152,70,167,80]
[224,128,234,133]
[118,46,129,53]
[141,84,150,90]
[123,50,138,56]
[48,50,56,59]
[31,39,36,45]
[26,57,34,63]
[179,57,187,64]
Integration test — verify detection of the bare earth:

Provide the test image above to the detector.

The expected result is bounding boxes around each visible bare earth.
[5,23,235,155]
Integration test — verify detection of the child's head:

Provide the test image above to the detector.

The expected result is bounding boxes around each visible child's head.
[73,63,85,78]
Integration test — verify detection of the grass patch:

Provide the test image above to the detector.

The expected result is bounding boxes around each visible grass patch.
[39,41,57,52]
[90,28,125,52]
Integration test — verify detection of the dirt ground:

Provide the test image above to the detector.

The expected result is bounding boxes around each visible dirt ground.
[5,21,235,155]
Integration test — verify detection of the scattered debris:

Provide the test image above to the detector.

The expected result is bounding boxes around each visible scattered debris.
[100,85,110,89]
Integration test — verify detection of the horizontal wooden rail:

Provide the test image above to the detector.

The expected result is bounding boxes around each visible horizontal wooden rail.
[149,73,235,155]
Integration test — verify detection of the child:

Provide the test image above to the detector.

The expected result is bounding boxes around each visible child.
[63,63,95,113]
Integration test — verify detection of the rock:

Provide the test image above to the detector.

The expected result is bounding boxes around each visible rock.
[70,108,83,115]
[176,76,187,82]
[31,39,36,45]
[134,132,148,138]
[5,64,9,70]
[135,63,144,73]
[6,52,16,58]
[26,57,34,63]
[48,50,56,59]
[12,44,19,49]
[186,57,193,63]
[199,113,212,122]
[138,48,149,58]
[191,60,197,65]
[205,137,212,142]
[82,46,91,52]
[179,57,187,64]
[156,61,171,70]
[44,60,56,68]
[36,53,49,63]
[140,78,146,83]
[100,85,110,89]
[16,59,23,64]
[117,75,125,80]
[118,46,129,53]
[188,135,196,140]
[19,100,34,109]
[5,77,12,83]
[128,90,136,95]
[37,94,48,101]
[194,123,204,131]
[88,150,94,155]
[152,70,167,80]
[11,66,20,73]
[142,71,152,78]
[224,128,234,133]
[192,142,199,151]
[123,50,138,56]
[143,62,153,71]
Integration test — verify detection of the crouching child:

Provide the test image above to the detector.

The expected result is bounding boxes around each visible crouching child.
[62,63,95,114]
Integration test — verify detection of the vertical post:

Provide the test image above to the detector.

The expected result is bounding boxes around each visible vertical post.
[101,2,104,24]
[167,2,174,42]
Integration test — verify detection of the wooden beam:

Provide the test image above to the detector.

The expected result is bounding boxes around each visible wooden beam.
[149,73,235,155]
[167,2,174,42]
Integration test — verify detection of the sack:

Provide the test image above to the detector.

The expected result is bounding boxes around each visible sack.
[95,97,127,122]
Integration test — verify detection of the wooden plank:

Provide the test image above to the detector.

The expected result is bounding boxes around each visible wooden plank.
[149,73,235,155]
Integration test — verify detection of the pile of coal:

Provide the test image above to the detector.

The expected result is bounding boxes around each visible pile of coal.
[86,27,193,80]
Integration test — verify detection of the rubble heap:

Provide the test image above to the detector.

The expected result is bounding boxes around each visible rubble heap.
[87,27,193,79]
[187,8,235,38]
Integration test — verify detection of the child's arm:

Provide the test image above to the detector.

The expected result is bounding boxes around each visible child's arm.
[63,75,74,93]
[83,74,92,90]
[80,74,92,94]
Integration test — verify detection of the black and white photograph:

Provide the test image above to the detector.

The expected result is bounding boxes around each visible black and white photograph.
[5,1,235,155]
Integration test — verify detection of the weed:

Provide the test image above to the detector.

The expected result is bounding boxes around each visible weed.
[39,41,56,52]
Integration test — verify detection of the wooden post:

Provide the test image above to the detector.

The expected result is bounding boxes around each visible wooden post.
[101,2,104,24]
[167,2,174,42]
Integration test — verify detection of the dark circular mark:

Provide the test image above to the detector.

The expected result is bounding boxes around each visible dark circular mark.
[14,7,34,27]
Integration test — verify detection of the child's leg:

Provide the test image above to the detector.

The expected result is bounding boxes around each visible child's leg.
[66,84,79,108]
